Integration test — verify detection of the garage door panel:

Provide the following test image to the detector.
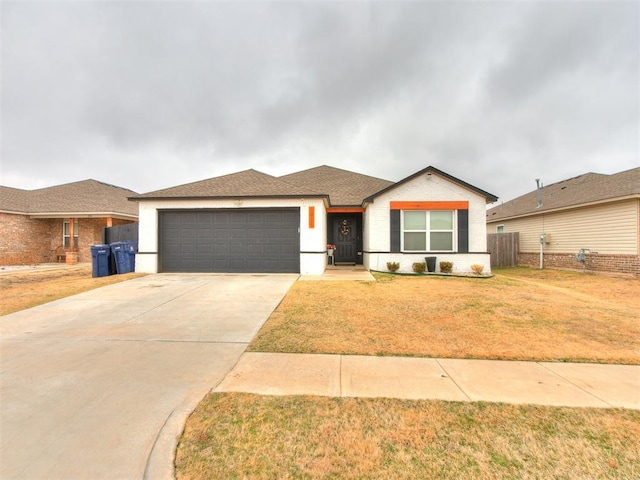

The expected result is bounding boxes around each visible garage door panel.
[230,244,247,255]
[196,244,213,254]
[247,245,264,254]
[248,229,265,239]
[160,209,300,273]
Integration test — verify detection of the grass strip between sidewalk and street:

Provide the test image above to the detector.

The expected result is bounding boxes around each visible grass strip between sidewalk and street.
[176,393,640,480]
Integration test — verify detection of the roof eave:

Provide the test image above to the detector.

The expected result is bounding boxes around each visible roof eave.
[486,194,640,223]
[131,194,330,202]
[28,212,139,220]
[0,208,29,215]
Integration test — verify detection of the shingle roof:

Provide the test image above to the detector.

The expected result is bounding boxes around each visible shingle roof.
[133,169,324,200]
[486,167,640,222]
[0,186,30,213]
[134,164,497,207]
[0,179,139,217]
[279,165,395,206]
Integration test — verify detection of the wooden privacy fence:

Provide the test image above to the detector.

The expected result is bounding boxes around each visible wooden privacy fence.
[487,232,519,268]
[103,223,139,245]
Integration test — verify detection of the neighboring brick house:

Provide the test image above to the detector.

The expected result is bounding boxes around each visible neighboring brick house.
[0,179,138,265]
[486,167,640,276]
[132,165,498,275]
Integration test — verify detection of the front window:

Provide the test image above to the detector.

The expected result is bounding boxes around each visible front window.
[63,219,79,248]
[402,210,454,251]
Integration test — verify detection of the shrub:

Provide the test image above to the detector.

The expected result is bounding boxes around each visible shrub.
[386,262,400,273]
[440,261,453,273]
[470,264,484,275]
[412,262,426,274]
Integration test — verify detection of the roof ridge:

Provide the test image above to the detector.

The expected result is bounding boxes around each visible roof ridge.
[280,164,392,183]
[28,178,138,194]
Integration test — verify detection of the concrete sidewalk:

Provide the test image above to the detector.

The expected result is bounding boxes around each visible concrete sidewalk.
[299,265,376,281]
[216,352,640,409]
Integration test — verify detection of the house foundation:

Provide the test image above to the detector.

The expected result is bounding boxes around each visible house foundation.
[518,252,640,277]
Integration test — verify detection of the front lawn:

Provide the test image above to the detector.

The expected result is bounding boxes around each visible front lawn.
[248,268,640,364]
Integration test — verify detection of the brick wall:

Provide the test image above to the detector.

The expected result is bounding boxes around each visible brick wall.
[0,213,136,265]
[518,252,640,276]
[0,213,54,265]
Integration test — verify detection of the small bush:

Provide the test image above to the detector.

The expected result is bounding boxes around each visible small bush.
[412,262,426,274]
[440,261,453,273]
[386,262,400,273]
[470,264,484,275]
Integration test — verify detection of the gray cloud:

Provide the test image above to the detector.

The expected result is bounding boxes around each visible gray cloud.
[1,0,637,201]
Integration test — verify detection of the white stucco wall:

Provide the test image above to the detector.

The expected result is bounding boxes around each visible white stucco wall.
[363,171,492,274]
[135,197,327,274]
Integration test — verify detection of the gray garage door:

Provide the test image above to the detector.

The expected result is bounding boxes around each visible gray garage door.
[159,209,300,273]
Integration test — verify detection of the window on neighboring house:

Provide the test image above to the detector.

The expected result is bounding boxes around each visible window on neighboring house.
[63,219,79,248]
[402,210,454,251]
[496,225,504,233]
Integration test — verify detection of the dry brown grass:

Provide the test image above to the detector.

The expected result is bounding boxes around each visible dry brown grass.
[0,265,144,316]
[249,268,640,364]
[176,393,640,480]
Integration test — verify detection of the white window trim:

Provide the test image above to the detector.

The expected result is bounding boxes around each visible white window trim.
[401,210,456,252]
[63,219,79,248]
[496,225,505,233]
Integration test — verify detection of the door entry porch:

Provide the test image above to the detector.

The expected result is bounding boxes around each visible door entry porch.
[327,213,362,265]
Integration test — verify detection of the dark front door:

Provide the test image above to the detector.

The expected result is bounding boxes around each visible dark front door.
[333,217,358,264]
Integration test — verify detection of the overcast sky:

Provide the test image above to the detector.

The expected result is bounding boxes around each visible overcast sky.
[1,0,638,203]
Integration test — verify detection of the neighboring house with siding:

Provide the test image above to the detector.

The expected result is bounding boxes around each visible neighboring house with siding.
[486,167,640,276]
[132,165,497,275]
[0,179,138,265]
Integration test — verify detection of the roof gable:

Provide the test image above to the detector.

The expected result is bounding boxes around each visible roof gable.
[279,165,394,206]
[133,169,323,200]
[487,167,640,222]
[0,179,139,217]
[364,166,498,204]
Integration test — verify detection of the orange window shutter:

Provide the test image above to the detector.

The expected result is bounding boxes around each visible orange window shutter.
[308,206,315,229]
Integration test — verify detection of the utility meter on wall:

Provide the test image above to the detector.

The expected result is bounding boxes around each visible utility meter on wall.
[539,234,547,244]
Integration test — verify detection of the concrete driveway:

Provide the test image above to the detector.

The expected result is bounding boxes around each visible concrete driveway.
[0,273,297,480]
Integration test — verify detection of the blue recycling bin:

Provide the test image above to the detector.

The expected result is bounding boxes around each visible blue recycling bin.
[110,241,137,274]
[91,244,112,277]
